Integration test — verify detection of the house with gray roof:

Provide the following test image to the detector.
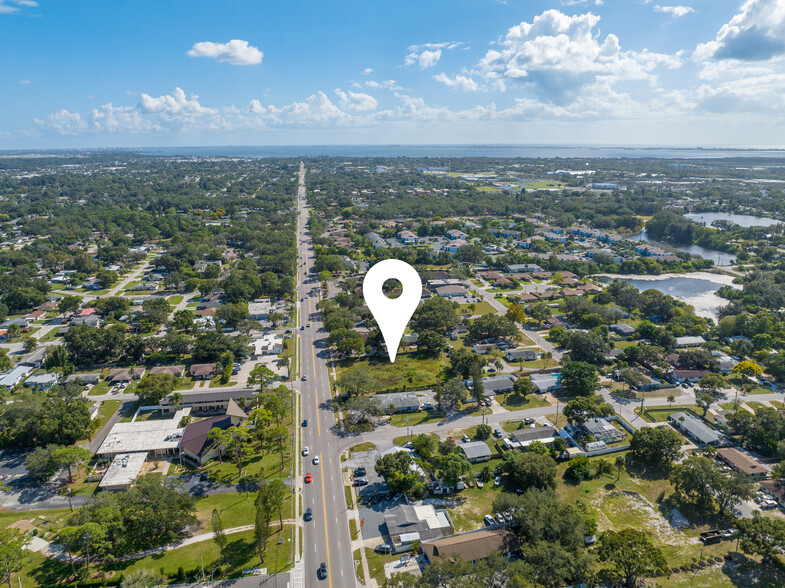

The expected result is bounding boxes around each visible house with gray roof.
[460,441,492,463]
[669,412,726,447]
[384,504,454,554]
[376,392,420,413]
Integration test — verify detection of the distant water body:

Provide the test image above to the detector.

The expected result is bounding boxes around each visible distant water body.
[138,145,785,160]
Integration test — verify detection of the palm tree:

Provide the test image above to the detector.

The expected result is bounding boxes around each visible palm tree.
[542,352,552,369]
[667,394,675,409]
[171,392,183,410]
[494,360,504,373]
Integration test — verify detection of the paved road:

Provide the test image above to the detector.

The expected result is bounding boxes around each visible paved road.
[475,286,562,361]
[295,163,358,587]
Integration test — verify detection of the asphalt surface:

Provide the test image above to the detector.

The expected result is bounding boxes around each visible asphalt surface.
[295,164,357,587]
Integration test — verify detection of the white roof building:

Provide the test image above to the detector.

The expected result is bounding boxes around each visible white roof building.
[253,333,284,356]
[0,366,32,388]
[97,408,190,458]
[99,452,148,491]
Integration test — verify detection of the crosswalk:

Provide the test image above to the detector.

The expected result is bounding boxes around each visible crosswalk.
[291,560,304,588]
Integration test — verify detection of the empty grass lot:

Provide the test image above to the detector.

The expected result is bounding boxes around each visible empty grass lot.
[336,352,448,392]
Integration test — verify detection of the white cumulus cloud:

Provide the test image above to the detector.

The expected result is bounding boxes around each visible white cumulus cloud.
[654,5,694,18]
[334,89,378,112]
[434,73,480,91]
[477,10,680,103]
[187,39,263,65]
[405,42,465,69]
[0,0,37,14]
[34,109,86,134]
[696,0,785,61]
[137,87,217,116]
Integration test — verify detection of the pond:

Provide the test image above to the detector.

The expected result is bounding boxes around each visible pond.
[628,229,736,266]
[597,272,740,320]
[685,212,782,228]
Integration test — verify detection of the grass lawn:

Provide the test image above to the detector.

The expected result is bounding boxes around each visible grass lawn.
[336,352,448,392]
[353,547,398,586]
[118,526,294,581]
[204,450,292,485]
[87,379,112,396]
[389,411,444,428]
[209,376,238,388]
[524,180,566,189]
[194,492,293,531]
[638,405,703,423]
[38,328,62,343]
[177,375,197,390]
[458,301,495,316]
[348,442,376,453]
[446,485,504,532]
[495,392,551,411]
[93,399,122,429]
[278,337,294,360]
[0,507,71,532]
[167,295,184,306]
[728,375,770,395]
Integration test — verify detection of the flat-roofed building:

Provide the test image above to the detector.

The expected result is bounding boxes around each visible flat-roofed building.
[99,452,148,491]
[384,505,454,554]
[161,389,255,414]
[97,408,190,459]
[253,333,283,356]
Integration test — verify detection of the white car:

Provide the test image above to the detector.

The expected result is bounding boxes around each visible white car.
[313,456,320,465]
[302,446,310,456]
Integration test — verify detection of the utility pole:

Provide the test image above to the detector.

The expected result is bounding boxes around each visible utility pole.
[201,554,205,582]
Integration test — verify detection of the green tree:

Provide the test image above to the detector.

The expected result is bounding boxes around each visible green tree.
[58,295,82,316]
[512,376,535,400]
[476,423,492,440]
[120,569,168,588]
[336,366,380,397]
[695,390,715,417]
[629,426,682,468]
[449,347,486,378]
[53,445,92,482]
[502,451,557,491]
[25,445,61,480]
[698,372,727,395]
[529,303,551,327]
[135,373,178,405]
[0,527,30,588]
[248,364,278,389]
[211,508,227,561]
[441,378,467,410]
[563,394,613,425]
[597,528,668,588]
[560,361,599,397]
[417,330,446,356]
[374,451,424,496]
[209,426,253,479]
[435,452,471,487]
[737,512,785,564]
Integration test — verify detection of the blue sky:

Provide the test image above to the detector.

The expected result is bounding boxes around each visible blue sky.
[2,0,785,148]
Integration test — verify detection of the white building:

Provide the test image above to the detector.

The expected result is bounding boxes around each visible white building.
[253,333,284,356]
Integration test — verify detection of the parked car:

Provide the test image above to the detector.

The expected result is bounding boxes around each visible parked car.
[422,403,433,410]
[476,480,484,489]
[494,476,502,487]
[522,417,535,425]
[354,467,366,477]
[495,513,505,524]
[484,514,495,526]
[494,428,504,438]
[354,478,369,487]
[304,507,313,521]
[375,544,392,554]
[462,435,470,443]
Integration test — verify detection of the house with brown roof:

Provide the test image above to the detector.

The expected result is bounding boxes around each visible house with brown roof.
[108,368,143,383]
[180,401,247,465]
[423,528,519,565]
[190,363,218,380]
[150,365,185,378]
[716,448,770,480]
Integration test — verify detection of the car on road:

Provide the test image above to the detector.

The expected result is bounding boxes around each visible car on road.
[313,456,320,465]
[304,507,313,521]
[302,375,308,381]
[302,419,308,427]
[305,473,312,483]
[318,562,327,580]
[484,514,495,526]
[354,467,366,477]
[494,476,502,487]
[354,478,368,486]
[300,297,304,301]
[302,446,310,456]
[307,323,311,327]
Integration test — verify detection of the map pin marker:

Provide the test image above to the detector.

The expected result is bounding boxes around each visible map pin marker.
[363,259,422,363]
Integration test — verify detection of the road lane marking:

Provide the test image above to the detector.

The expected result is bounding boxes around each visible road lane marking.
[319,455,333,588]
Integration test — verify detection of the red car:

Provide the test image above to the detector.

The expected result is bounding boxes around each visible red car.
[305,473,312,483]
[447,437,456,444]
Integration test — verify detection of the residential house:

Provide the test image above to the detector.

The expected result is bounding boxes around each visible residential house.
[505,349,537,362]
[190,363,218,380]
[582,418,624,444]
[24,373,60,390]
[460,441,492,463]
[506,426,558,449]
[432,285,468,299]
[108,368,143,383]
[669,412,726,447]
[530,374,561,394]
[675,336,706,348]
[65,372,101,385]
[610,323,636,337]
[384,505,454,554]
[150,365,185,378]
[0,366,33,388]
[20,347,47,368]
[376,392,420,413]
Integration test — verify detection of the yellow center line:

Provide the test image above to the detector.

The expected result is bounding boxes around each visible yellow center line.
[319,455,332,588]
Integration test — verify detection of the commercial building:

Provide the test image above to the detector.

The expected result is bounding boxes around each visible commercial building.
[161,389,255,414]
[99,452,148,491]
[97,408,190,459]
[423,528,519,565]
[384,505,454,554]
[253,333,284,356]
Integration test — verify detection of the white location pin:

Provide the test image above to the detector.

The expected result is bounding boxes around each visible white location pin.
[363,259,422,363]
